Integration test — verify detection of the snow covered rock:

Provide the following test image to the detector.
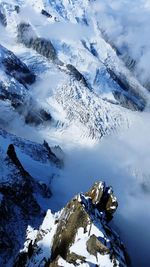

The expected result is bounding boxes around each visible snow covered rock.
[0,129,63,267]
[0,44,36,86]
[14,182,130,267]
[17,22,58,62]
[0,44,52,126]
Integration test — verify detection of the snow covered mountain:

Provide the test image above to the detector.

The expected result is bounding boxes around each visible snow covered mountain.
[0,0,149,140]
[0,0,150,266]
[0,128,62,266]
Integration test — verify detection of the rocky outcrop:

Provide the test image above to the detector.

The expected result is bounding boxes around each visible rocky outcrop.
[0,8,7,27]
[43,140,63,168]
[41,9,52,18]
[0,128,63,168]
[113,90,145,111]
[66,64,89,88]
[107,67,146,111]
[0,44,53,126]
[0,130,63,267]
[17,23,57,62]
[0,44,36,86]
[14,182,130,267]
[0,145,41,266]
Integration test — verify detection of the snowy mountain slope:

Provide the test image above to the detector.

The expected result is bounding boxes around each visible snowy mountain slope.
[0,0,149,141]
[0,43,54,129]
[14,182,130,267]
[0,129,62,267]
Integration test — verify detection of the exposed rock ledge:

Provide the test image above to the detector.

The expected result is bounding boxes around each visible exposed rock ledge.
[14,182,130,267]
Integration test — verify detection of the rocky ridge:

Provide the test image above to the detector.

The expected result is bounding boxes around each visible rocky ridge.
[14,182,130,267]
[0,129,62,267]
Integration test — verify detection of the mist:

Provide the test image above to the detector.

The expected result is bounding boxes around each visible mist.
[20,4,91,42]
[50,111,150,267]
[92,0,150,87]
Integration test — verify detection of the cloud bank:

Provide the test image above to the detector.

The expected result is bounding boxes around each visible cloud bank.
[92,0,150,87]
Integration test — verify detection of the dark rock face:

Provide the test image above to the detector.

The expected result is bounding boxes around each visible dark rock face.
[66,64,89,88]
[113,90,145,111]
[85,182,118,221]
[14,5,20,14]
[7,144,29,176]
[0,44,53,126]
[0,44,36,86]
[0,146,41,266]
[0,81,25,107]
[43,140,63,168]
[0,9,7,26]
[3,55,36,85]
[106,67,146,111]
[17,23,57,61]
[0,134,63,267]
[24,106,52,126]
[41,9,52,18]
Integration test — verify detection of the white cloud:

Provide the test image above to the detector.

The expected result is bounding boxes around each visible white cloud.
[92,0,150,87]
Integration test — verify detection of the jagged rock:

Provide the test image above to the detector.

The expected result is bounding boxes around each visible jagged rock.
[14,182,130,267]
[86,181,118,221]
[0,131,62,267]
[106,67,146,110]
[50,182,119,263]
[14,5,20,14]
[66,64,89,88]
[0,44,36,86]
[48,256,64,267]
[7,144,29,176]
[0,44,53,126]
[0,2,147,267]
[0,128,63,167]
[43,140,63,168]
[41,9,52,18]
[2,54,36,85]
[0,149,41,266]
[24,107,52,126]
